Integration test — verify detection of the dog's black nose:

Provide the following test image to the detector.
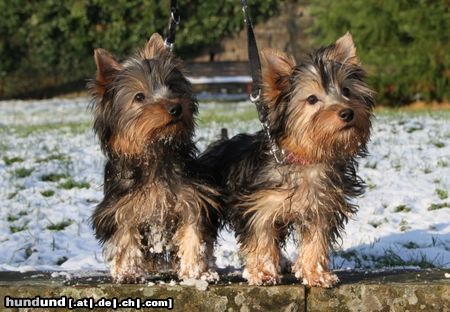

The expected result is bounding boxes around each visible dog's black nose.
[339,108,354,122]
[168,104,182,117]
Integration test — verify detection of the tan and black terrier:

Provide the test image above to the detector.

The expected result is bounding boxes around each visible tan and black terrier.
[89,33,221,283]
[201,33,375,288]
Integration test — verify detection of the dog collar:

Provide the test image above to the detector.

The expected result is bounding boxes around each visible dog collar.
[285,152,311,166]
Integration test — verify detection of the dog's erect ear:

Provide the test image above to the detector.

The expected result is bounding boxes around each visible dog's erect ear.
[93,48,122,96]
[261,48,295,105]
[141,33,168,59]
[328,32,359,65]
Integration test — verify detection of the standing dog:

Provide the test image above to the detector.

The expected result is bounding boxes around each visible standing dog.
[201,33,374,287]
[89,33,220,283]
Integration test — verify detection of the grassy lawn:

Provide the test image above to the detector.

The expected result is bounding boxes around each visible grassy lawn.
[0,99,449,271]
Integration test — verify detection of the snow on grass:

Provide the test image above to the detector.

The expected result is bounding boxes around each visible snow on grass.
[332,110,450,270]
[0,98,449,273]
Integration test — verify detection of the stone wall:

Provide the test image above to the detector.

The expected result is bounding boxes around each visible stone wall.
[0,270,449,311]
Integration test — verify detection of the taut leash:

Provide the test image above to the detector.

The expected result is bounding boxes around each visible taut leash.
[240,0,285,164]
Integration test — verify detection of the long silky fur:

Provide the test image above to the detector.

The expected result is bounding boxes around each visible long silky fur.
[200,34,375,286]
[88,36,222,282]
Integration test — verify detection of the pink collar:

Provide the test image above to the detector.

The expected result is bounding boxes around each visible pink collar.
[285,152,311,166]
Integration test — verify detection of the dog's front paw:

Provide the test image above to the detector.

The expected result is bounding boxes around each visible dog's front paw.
[178,261,208,280]
[111,262,147,284]
[292,261,302,279]
[199,270,219,282]
[299,268,339,288]
[243,268,281,286]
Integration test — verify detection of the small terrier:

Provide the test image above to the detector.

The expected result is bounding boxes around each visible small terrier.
[201,33,374,287]
[89,33,221,283]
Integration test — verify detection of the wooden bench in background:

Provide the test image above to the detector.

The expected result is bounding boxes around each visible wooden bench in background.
[186,61,252,98]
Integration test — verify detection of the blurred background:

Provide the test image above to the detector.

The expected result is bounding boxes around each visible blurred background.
[1,0,448,105]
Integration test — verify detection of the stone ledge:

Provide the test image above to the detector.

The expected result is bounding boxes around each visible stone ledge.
[0,270,448,312]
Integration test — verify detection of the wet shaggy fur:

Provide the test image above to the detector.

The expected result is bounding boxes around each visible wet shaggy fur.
[89,33,221,283]
[201,33,375,288]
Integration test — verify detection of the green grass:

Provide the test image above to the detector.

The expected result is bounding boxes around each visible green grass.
[368,220,384,228]
[391,161,402,171]
[393,204,411,213]
[0,143,8,152]
[403,242,420,249]
[41,190,55,197]
[366,177,377,190]
[10,223,28,233]
[399,219,411,232]
[433,142,445,148]
[6,214,19,222]
[40,173,69,182]
[405,125,424,133]
[58,178,90,190]
[364,161,377,169]
[7,210,27,222]
[3,156,24,166]
[428,202,450,211]
[436,188,448,200]
[7,191,19,200]
[3,122,90,137]
[13,167,34,178]
[36,153,70,163]
[197,107,257,126]
[6,185,25,200]
[372,249,435,269]
[47,219,74,231]
[337,250,362,268]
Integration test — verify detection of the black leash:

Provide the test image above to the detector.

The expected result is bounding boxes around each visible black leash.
[164,0,180,51]
[240,0,285,164]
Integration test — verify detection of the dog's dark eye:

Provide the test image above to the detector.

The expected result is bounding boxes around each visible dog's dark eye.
[134,93,145,102]
[306,95,319,105]
[342,87,350,98]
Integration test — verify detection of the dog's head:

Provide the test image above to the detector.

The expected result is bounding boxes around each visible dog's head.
[90,33,196,157]
[261,32,375,163]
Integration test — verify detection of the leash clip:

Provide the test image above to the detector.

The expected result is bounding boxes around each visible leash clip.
[250,89,261,103]
[271,145,286,164]
[164,39,174,51]
[164,0,179,51]
[170,10,180,25]
[262,120,285,164]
